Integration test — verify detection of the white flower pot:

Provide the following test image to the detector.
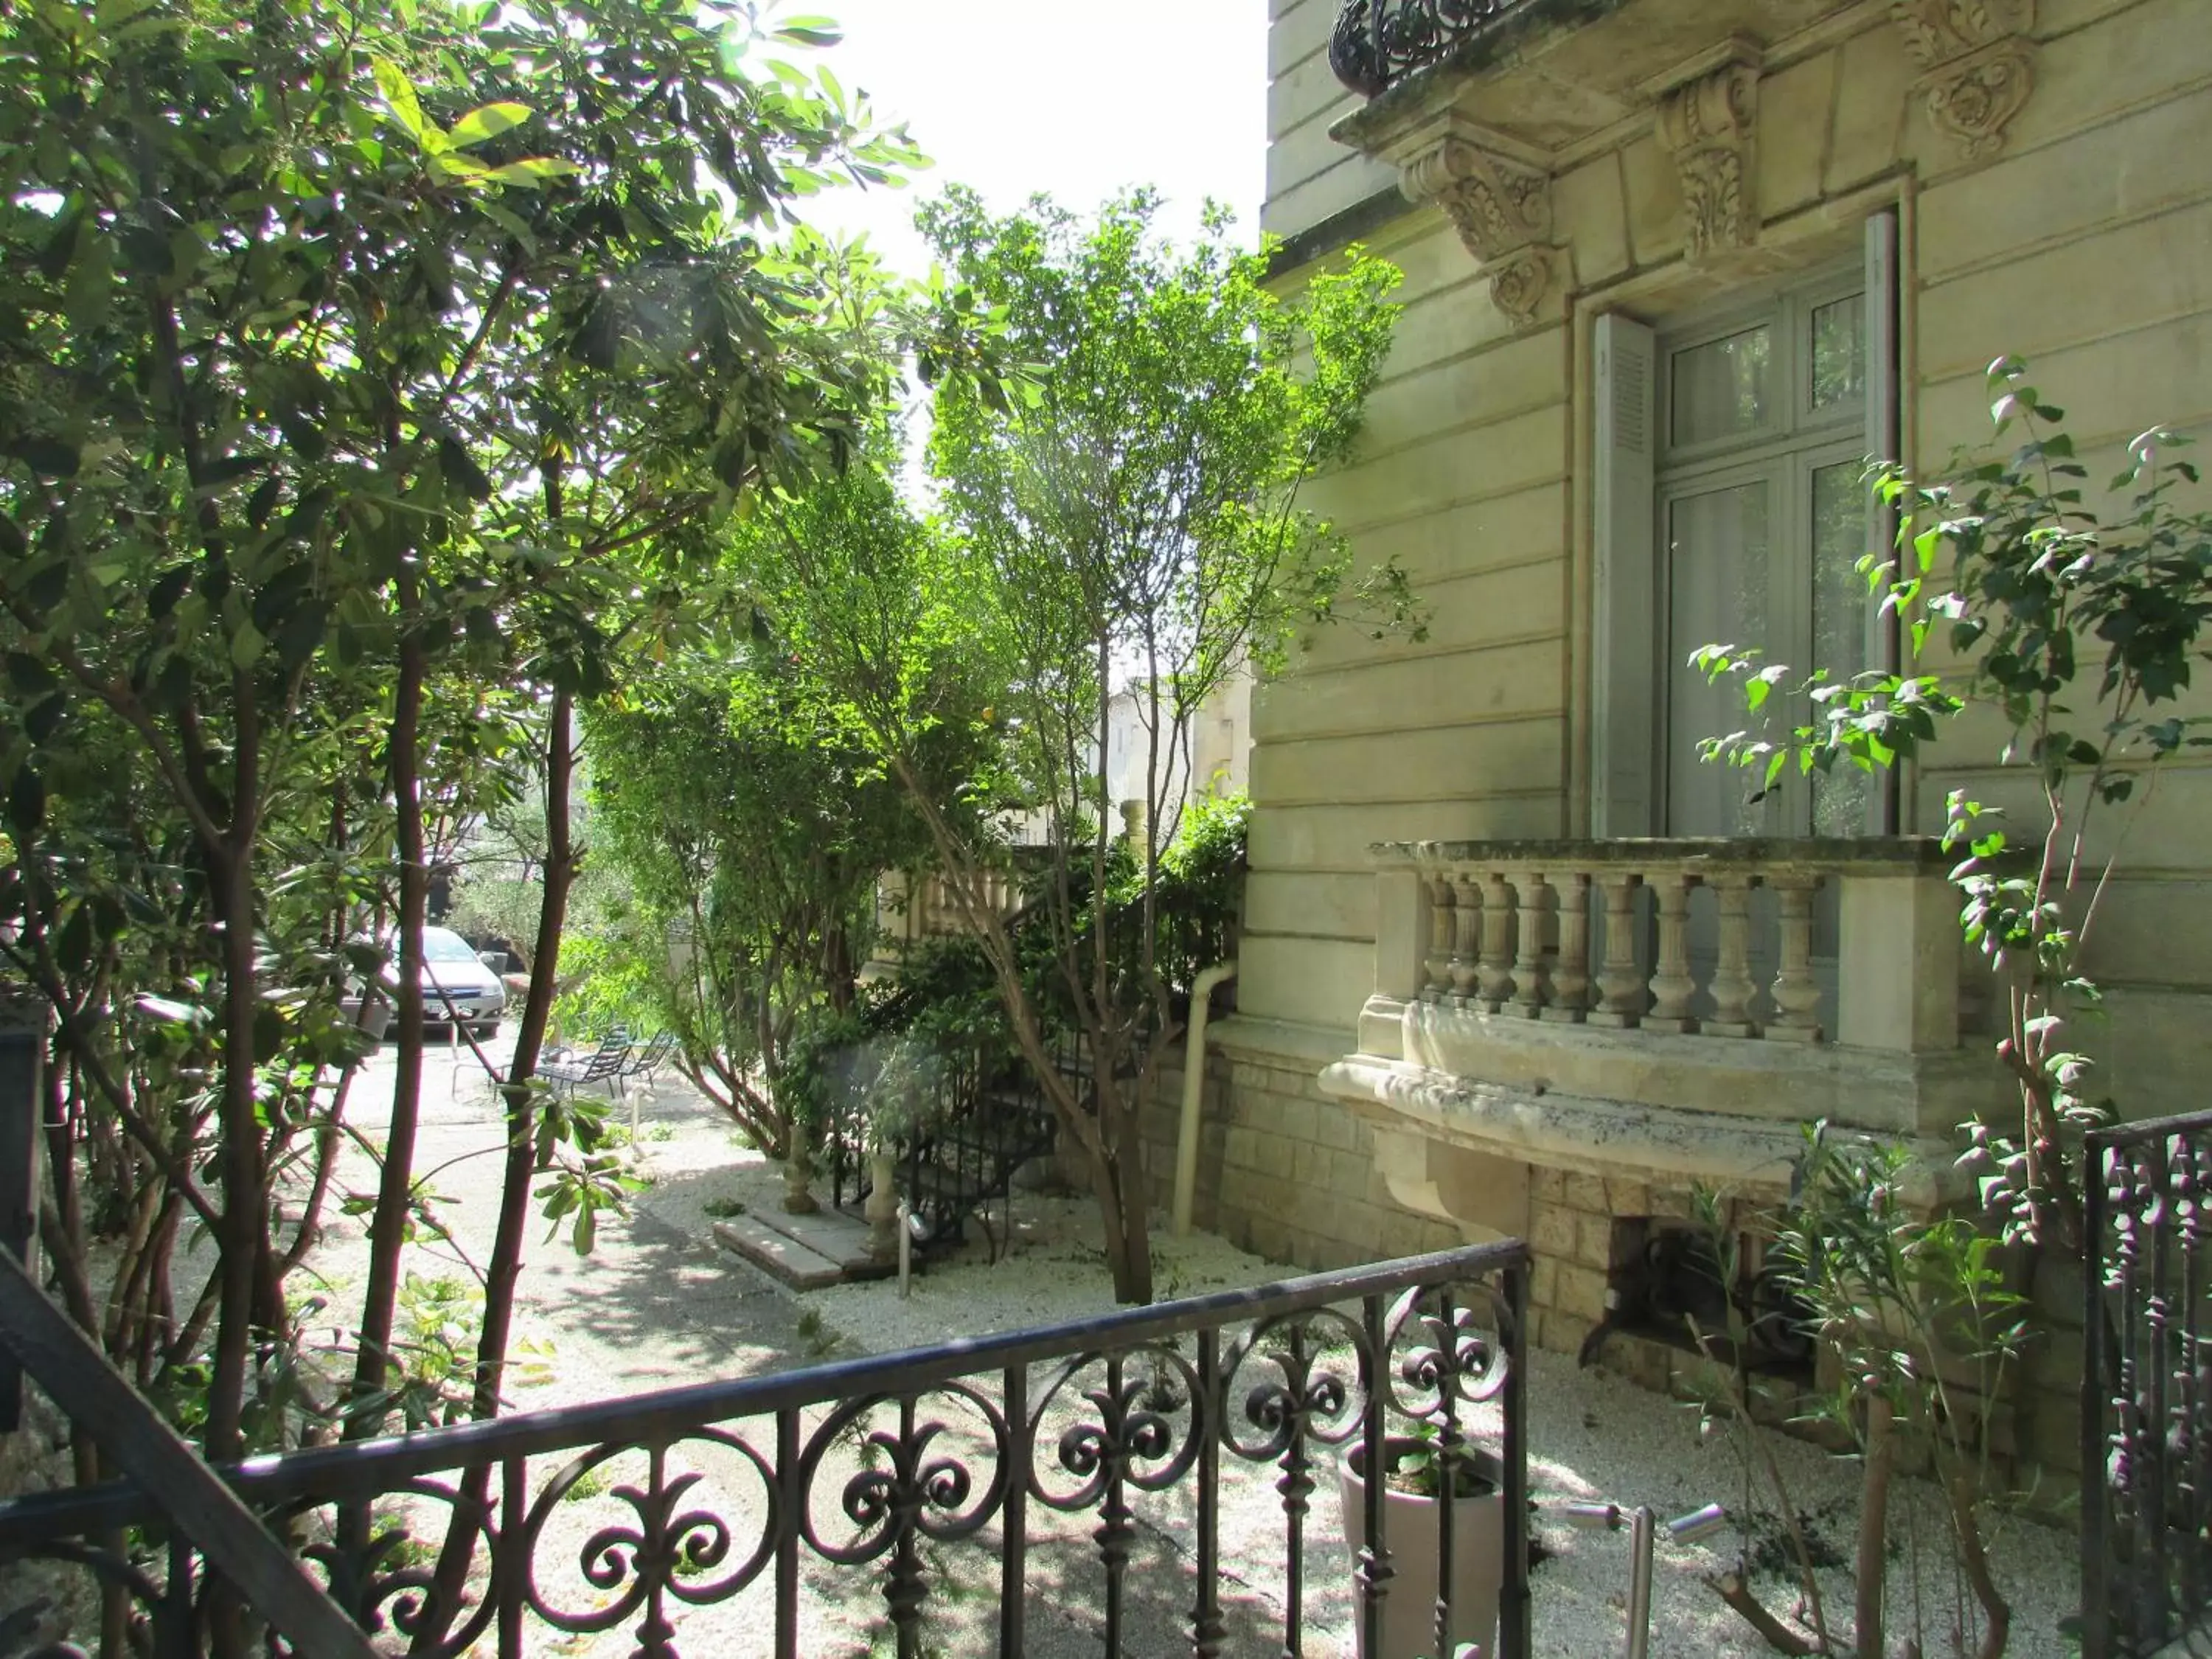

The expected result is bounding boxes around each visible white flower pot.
[1338,1438,1504,1659]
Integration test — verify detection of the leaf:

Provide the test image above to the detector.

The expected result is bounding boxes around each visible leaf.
[487,156,581,187]
[772,17,843,46]
[6,766,44,833]
[372,57,427,139]
[448,101,533,148]
[438,434,494,501]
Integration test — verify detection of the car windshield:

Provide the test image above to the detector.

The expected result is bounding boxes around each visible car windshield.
[422,928,480,965]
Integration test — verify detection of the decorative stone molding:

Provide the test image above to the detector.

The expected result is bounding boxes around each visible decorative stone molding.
[1655,49,1761,262]
[1394,124,1561,328]
[1891,0,2036,158]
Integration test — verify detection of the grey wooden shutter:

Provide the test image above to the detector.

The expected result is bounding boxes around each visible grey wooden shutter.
[1864,208,1902,835]
[1591,312,1659,837]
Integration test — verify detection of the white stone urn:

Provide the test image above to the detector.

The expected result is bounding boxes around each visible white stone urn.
[1338,1438,1504,1659]
[780,1143,818,1215]
[863,1150,900,1262]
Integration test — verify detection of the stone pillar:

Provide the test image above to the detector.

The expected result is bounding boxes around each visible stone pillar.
[1545,872,1592,1023]
[1837,871,1961,1053]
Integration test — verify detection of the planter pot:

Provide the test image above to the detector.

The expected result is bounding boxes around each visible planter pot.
[1338,1438,1504,1659]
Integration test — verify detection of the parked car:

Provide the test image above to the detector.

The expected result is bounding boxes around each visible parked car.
[340,925,507,1040]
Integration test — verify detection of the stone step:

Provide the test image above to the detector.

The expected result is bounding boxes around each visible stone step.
[711,1206,894,1290]
[758,1206,891,1278]
[712,1217,846,1290]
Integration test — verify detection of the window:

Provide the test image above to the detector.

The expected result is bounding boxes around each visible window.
[1591,215,1899,841]
[1658,272,1871,838]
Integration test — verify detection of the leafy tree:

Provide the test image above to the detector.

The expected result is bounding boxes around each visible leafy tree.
[753,192,1407,1301]
[582,645,950,1155]
[0,0,936,1569]
[1697,358,2212,1248]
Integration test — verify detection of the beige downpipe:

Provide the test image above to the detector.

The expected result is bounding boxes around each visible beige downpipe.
[1171,961,1237,1237]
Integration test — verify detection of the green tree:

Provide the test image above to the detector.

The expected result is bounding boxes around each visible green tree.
[0,0,925,1542]
[754,192,1408,1301]
[1697,358,2212,1248]
[584,645,947,1155]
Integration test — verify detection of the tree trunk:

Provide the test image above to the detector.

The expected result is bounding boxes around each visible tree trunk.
[347,617,429,1433]
[413,693,577,1651]
[1092,1077,1154,1305]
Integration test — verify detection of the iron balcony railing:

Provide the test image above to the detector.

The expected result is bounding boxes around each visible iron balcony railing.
[2082,1106,2212,1658]
[1329,0,1543,97]
[0,1241,1531,1658]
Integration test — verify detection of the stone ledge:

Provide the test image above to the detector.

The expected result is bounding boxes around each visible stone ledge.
[1206,1014,1357,1071]
[1318,1051,1966,1205]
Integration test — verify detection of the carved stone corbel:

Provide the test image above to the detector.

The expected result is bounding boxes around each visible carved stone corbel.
[1891,0,2036,159]
[1655,49,1761,262]
[1395,125,1562,330]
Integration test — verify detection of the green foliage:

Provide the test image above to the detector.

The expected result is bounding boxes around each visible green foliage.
[577,642,956,1154]
[1694,358,2212,1245]
[0,0,949,1467]
[1688,1130,2031,1656]
[748,190,1396,1301]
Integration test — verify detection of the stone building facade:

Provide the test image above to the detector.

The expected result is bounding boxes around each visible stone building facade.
[1169,0,2212,1498]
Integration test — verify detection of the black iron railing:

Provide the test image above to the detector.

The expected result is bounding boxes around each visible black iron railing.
[2082,1107,2212,1658]
[0,1242,1531,1658]
[1329,0,1541,97]
[820,1034,1060,1251]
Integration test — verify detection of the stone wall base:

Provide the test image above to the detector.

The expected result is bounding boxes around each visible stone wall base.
[1136,1027,2086,1517]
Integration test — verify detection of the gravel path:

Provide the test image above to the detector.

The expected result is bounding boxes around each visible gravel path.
[265,1043,2082,1656]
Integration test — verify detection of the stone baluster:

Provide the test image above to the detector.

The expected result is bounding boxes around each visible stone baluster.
[1645,870,1700,1032]
[1477,870,1515,1010]
[1589,872,1646,1027]
[1450,874,1483,1002]
[1768,872,1823,1042]
[1705,872,1761,1037]
[1508,872,1550,1018]
[1545,872,1592,1022]
[1423,874,1455,1001]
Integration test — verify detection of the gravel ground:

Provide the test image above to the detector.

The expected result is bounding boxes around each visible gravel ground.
[15,1040,2087,1657]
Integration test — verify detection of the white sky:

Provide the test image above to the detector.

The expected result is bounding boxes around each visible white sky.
[782,1,1269,276]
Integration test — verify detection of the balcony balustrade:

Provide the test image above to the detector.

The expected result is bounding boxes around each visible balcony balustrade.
[1324,838,1983,1224]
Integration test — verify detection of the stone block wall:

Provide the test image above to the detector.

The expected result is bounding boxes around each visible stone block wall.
[1135,1044,1460,1271]
[1144,1037,2086,1512]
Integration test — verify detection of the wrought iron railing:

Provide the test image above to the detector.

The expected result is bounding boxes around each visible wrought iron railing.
[2082,1107,2212,1658]
[0,1241,1531,1658]
[1329,0,1541,97]
[822,1034,1060,1251]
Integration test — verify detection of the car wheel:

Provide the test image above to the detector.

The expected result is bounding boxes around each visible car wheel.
[474,1023,500,1040]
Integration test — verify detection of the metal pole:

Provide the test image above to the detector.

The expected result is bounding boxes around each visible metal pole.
[897,1200,912,1298]
[1624,1506,1656,1659]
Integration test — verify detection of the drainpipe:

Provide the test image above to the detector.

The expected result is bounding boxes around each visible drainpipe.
[1172,961,1237,1237]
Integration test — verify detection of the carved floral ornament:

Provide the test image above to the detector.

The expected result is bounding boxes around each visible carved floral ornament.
[1890,0,2037,158]
[1391,126,1563,329]
[1655,56,1759,263]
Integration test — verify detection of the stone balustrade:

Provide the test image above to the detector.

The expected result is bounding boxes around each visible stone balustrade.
[875,866,1024,961]
[1371,837,1961,1054]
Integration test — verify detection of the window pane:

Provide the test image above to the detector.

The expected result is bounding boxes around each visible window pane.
[1809,294,1865,415]
[1671,327,1771,448]
[1666,480,1773,836]
[1809,460,1873,835]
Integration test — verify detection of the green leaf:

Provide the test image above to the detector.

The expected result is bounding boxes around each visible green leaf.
[372,57,427,140]
[487,156,582,187]
[448,101,533,148]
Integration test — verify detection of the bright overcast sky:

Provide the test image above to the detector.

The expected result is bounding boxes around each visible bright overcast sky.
[787,1,1269,276]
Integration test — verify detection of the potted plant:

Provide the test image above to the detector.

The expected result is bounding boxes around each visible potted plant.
[1338,1429,1505,1659]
